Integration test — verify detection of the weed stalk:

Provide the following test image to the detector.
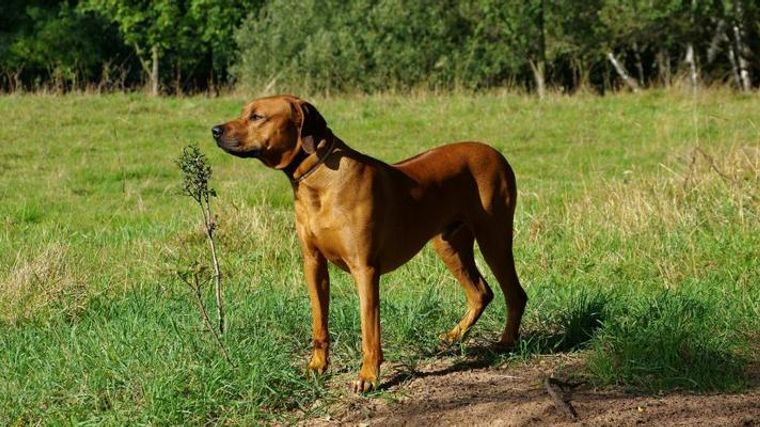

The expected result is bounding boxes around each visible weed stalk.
[177,144,226,336]
[178,267,233,365]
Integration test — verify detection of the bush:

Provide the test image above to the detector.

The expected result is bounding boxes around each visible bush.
[233,0,760,94]
[233,0,529,93]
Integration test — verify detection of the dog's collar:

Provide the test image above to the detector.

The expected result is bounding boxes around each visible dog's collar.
[283,132,337,183]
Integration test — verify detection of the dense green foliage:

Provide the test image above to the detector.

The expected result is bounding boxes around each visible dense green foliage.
[235,0,760,92]
[1,0,257,93]
[1,0,759,93]
[0,0,129,91]
[0,91,758,422]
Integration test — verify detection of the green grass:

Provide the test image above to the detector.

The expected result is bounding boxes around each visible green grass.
[1,89,758,423]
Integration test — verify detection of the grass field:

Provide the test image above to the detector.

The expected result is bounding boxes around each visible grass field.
[1,90,758,424]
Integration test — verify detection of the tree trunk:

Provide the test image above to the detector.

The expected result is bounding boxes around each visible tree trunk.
[174,61,182,95]
[708,14,743,89]
[7,68,24,93]
[602,59,611,95]
[571,57,588,91]
[209,68,218,97]
[707,19,727,64]
[632,42,645,85]
[133,43,160,96]
[727,46,743,89]
[532,0,547,99]
[607,52,639,92]
[684,0,698,91]
[685,44,698,89]
[150,45,160,96]
[529,60,546,99]
[656,48,671,87]
[732,0,751,91]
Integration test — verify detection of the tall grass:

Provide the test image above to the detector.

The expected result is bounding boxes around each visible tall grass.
[0,89,757,422]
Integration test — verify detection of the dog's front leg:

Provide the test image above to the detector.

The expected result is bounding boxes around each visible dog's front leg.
[351,266,382,393]
[303,250,330,374]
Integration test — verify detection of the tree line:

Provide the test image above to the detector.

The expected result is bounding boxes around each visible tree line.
[1,0,757,95]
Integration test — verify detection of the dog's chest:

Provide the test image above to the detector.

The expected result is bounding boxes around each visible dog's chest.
[294,191,363,266]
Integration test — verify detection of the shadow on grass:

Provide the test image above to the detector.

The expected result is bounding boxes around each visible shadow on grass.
[380,289,611,390]
[380,343,508,390]
[283,275,758,395]
[518,288,610,355]
[585,292,754,392]
[382,286,756,393]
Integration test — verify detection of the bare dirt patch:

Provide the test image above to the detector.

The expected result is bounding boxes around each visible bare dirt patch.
[295,353,760,426]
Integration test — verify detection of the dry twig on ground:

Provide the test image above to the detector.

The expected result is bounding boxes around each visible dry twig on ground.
[544,377,579,421]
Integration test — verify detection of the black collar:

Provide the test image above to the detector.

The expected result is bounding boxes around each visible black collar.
[282,132,336,182]
[282,147,309,179]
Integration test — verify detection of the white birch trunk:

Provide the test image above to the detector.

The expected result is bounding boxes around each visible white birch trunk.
[607,52,639,92]
[685,44,698,89]
[529,60,546,100]
[727,46,743,89]
[133,43,160,96]
[732,1,751,91]
[533,0,546,99]
[150,45,159,96]
[706,20,726,64]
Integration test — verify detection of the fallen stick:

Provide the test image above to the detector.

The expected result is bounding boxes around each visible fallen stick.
[544,377,578,421]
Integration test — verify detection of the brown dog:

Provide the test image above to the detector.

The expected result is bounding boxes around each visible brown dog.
[212,95,527,392]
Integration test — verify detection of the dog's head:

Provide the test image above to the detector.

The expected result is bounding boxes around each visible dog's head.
[212,95,327,168]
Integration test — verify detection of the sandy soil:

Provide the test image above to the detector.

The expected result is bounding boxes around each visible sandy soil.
[294,352,760,426]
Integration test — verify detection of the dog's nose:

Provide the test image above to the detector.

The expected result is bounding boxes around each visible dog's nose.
[211,125,224,139]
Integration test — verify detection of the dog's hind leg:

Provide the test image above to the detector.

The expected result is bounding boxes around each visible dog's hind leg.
[474,219,527,348]
[433,225,494,343]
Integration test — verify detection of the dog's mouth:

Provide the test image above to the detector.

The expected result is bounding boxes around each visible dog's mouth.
[215,139,262,158]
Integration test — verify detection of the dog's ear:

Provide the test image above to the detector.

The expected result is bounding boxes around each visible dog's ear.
[297,101,327,154]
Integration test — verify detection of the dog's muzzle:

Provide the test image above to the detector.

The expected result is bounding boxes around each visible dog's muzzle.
[212,125,261,158]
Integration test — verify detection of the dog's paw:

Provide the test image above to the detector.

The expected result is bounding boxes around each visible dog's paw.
[352,366,379,393]
[307,356,328,375]
[441,333,458,344]
[352,378,377,394]
[438,326,465,344]
[493,334,519,352]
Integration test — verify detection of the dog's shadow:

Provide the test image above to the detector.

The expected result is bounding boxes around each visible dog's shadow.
[379,295,611,391]
[380,342,515,391]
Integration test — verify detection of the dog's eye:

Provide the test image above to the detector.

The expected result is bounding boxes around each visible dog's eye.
[250,113,265,121]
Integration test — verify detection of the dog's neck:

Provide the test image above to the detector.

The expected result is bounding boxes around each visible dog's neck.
[283,130,337,183]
